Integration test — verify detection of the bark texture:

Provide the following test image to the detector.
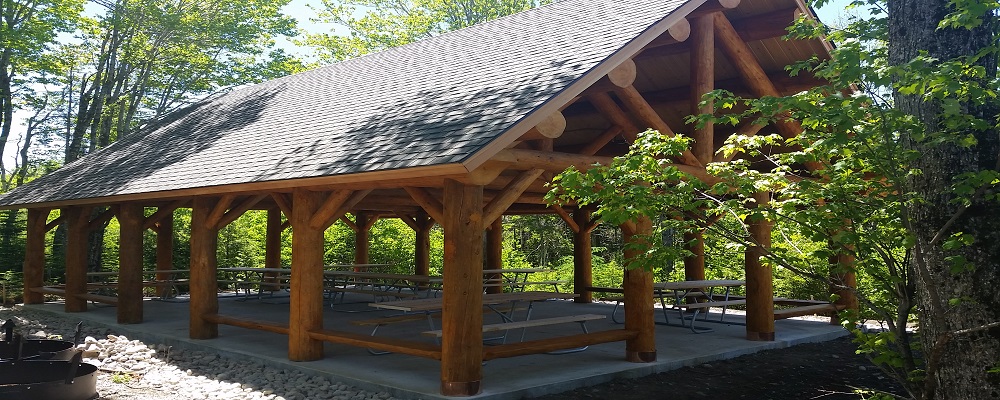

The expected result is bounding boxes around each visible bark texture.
[889,1,1000,399]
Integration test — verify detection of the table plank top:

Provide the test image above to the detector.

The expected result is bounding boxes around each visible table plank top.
[481,268,549,274]
[325,271,440,282]
[87,269,191,276]
[370,291,576,312]
[654,279,745,290]
[218,267,290,273]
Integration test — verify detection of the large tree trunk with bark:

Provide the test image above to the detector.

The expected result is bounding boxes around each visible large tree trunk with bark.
[889,1,1000,399]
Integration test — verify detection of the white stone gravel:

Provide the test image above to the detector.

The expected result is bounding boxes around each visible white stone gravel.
[0,306,399,400]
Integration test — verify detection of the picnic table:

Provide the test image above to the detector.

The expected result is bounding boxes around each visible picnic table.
[367,291,600,351]
[481,268,567,292]
[85,269,191,299]
[604,279,746,333]
[323,271,441,302]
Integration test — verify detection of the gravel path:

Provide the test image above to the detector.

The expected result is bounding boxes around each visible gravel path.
[0,306,398,400]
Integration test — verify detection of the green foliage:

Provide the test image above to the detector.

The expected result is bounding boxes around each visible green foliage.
[301,0,552,62]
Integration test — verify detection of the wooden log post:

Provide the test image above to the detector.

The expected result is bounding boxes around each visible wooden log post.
[289,189,326,361]
[573,209,594,303]
[155,212,174,298]
[691,13,715,164]
[745,192,775,341]
[189,198,219,339]
[485,218,503,295]
[263,208,283,291]
[23,209,50,304]
[117,204,144,324]
[622,217,656,362]
[414,212,432,279]
[683,230,707,281]
[354,211,371,269]
[63,206,91,313]
[829,239,858,325]
[440,179,484,396]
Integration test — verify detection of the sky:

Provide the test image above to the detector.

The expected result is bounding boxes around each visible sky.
[3,0,861,168]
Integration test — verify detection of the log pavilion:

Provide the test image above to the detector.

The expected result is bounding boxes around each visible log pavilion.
[0,0,853,396]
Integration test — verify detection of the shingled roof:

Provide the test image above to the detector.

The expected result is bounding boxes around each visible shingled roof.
[0,0,707,208]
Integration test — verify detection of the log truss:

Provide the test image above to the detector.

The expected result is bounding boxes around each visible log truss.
[16,1,845,396]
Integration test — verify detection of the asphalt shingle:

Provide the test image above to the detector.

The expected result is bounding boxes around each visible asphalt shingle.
[0,0,689,207]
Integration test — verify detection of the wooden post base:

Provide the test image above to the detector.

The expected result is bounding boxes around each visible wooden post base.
[441,380,481,396]
[626,350,657,362]
[746,331,775,341]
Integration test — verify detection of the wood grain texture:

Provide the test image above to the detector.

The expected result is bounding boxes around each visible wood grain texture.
[189,197,219,339]
[117,203,144,324]
[574,209,593,303]
[745,191,775,340]
[63,206,91,313]
[622,217,655,362]
[23,209,49,304]
[440,179,484,396]
[691,14,715,164]
[289,189,326,361]
[155,213,174,298]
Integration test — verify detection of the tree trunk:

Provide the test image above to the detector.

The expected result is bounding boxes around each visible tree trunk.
[888,1,1000,399]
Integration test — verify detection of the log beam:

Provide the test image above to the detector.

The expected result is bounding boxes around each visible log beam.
[290,189,326,361]
[404,187,445,224]
[551,205,580,233]
[190,198,219,339]
[354,212,373,266]
[87,207,119,232]
[308,190,353,230]
[215,194,268,230]
[581,125,624,156]
[612,84,703,167]
[263,209,283,291]
[482,169,545,226]
[683,230,707,281]
[117,203,144,324]
[587,92,643,142]
[271,193,293,218]
[23,209,49,304]
[440,179,484,396]
[205,195,236,230]
[518,111,567,141]
[144,199,187,230]
[491,149,613,172]
[44,215,63,232]
[413,212,433,280]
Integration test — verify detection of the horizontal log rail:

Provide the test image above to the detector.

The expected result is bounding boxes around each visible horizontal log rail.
[308,329,442,360]
[483,329,638,360]
[203,313,290,335]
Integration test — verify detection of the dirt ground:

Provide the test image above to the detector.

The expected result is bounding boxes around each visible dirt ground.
[535,336,908,400]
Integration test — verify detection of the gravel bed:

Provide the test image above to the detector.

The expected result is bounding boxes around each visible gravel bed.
[0,306,399,400]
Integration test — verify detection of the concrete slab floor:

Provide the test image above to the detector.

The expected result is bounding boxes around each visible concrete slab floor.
[21,294,847,399]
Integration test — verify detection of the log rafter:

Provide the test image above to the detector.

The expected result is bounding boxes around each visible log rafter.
[87,206,119,232]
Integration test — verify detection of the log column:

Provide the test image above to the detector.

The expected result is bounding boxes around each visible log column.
[573,209,593,303]
[189,198,219,339]
[622,217,656,362]
[263,209,283,291]
[118,204,144,324]
[829,241,858,325]
[485,218,503,295]
[354,211,371,268]
[23,209,50,304]
[414,212,432,278]
[745,192,775,341]
[683,230,706,281]
[691,13,715,164]
[155,212,174,298]
[289,189,325,361]
[63,206,91,313]
[440,179,484,396]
